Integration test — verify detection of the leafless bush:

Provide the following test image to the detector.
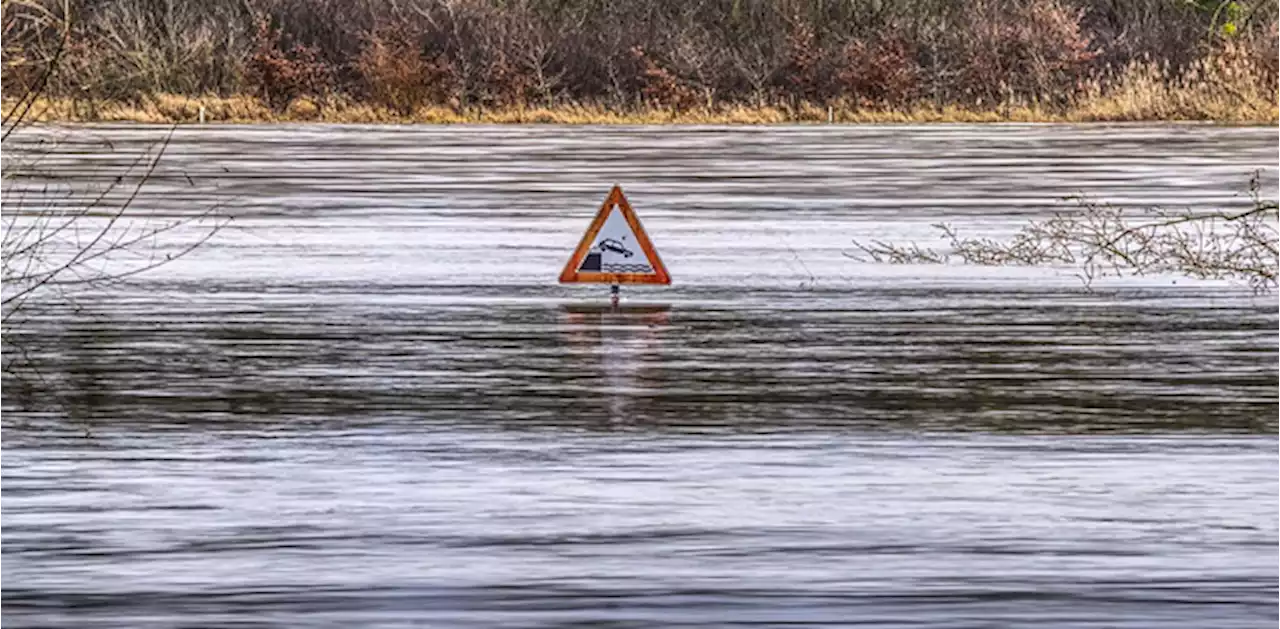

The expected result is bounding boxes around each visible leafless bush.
[1244,20,1280,95]
[509,8,569,107]
[2,2,228,374]
[74,0,250,99]
[729,35,787,106]
[852,174,1279,293]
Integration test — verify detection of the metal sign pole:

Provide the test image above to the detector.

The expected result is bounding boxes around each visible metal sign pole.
[610,284,620,308]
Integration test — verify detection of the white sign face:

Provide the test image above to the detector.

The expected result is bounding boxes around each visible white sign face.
[576,207,655,275]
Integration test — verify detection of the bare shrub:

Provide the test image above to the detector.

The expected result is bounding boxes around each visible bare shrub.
[2,1,228,377]
[1254,21,1280,83]
[2,0,68,100]
[1242,18,1280,96]
[253,0,373,73]
[1080,0,1205,70]
[729,35,787,106]
[523,36,566,106]
[851,173,1279,293]
[13,0,256,102]
[477,11,538,108]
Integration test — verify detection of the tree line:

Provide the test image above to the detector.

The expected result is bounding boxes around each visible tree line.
[2,0,1277,116]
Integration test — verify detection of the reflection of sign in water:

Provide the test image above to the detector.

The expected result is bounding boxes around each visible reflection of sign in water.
[559,186,671,284]
[562,305,671,423]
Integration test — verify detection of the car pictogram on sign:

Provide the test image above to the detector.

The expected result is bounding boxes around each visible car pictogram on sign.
[597,238,634,257]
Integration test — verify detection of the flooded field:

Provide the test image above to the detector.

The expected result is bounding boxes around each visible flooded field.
[3,124,1277,627]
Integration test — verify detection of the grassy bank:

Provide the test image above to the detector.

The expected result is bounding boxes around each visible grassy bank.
[5,0,1276,125]
[8,97,1277,125]
[9,63,1276,125]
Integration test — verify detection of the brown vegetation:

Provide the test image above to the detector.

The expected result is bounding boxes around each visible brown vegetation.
[2,0,1277,123]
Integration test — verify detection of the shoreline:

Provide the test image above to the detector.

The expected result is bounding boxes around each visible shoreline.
[6,95,1277,126]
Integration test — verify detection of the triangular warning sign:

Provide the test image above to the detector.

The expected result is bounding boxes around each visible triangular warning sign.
[559,186,671,285]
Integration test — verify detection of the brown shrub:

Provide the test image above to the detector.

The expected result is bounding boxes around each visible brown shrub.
[631,46,699,110]
[356,23,457,114]
[2,0,67,97]
[836,34,922,108]
[52,0,254,100]
[482,47,536,107]
[782,14,831,102]
[1238,19,1279,98]
[245,14,333,110]
[949,0,1097,106]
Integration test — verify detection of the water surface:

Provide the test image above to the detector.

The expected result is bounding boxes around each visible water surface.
[3,124,1277,628]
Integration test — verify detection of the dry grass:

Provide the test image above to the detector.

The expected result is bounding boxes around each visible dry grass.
[7,94,275,123]
[6,60,1276,125]
[1071,44,1279,123]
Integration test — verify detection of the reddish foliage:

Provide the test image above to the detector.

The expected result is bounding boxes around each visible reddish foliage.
[631,46,698,109]
[952,0,1098,105]
[245,15,334,110]
[483,48,535,107]
[836,35,921,108]
[356,23,457,113]
[782,17,828,101]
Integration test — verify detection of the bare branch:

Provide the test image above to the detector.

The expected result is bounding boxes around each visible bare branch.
[3,15,227,327]
[849,177,1279,293]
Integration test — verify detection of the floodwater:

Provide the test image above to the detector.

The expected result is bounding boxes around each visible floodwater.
[2,124,1277,628]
